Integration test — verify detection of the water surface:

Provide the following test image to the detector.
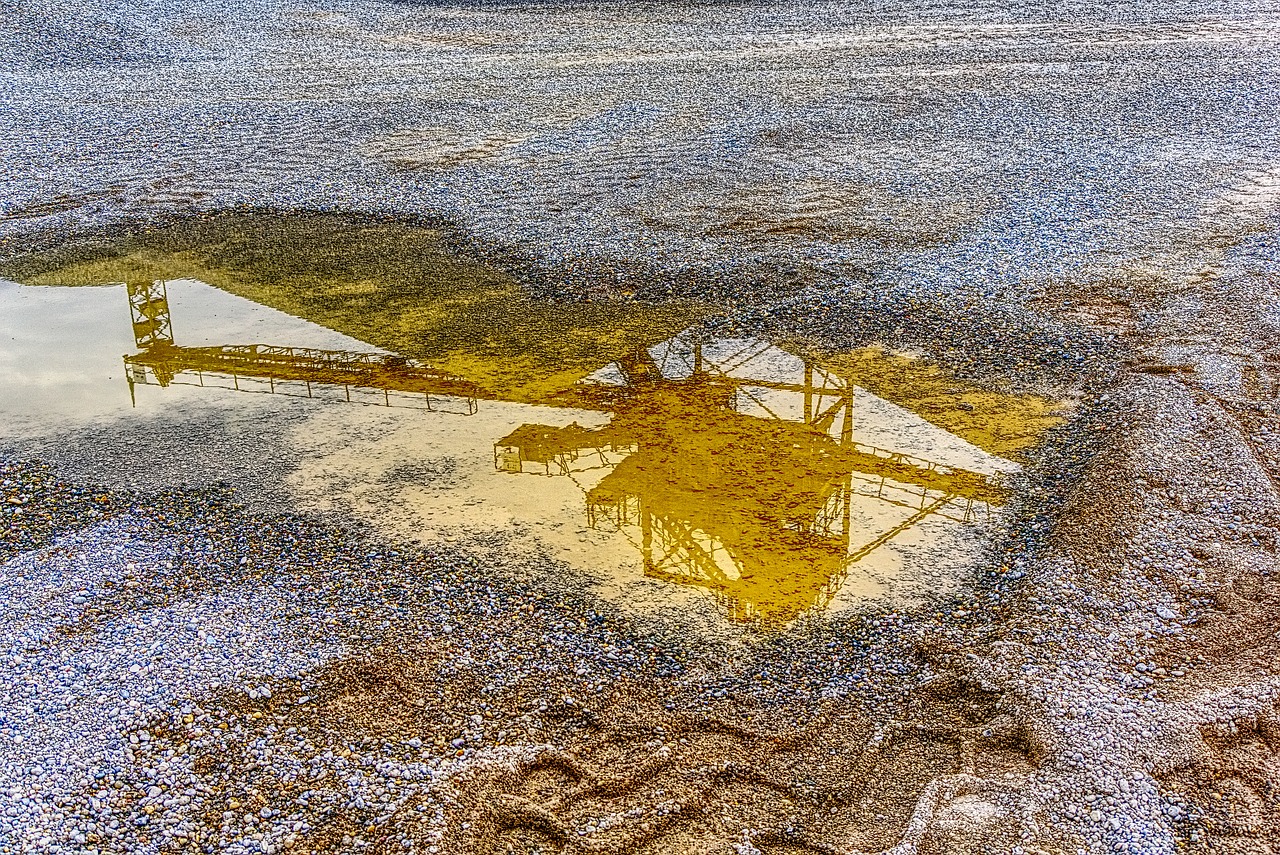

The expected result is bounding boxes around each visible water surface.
[0,217,1065,626]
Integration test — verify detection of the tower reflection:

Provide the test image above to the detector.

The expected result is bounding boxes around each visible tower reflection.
[496,335,1006,626]
[122,280,480,414]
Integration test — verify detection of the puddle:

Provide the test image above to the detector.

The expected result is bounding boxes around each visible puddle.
[0,215,1066,627]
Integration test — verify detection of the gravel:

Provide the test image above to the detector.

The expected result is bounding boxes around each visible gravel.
[2,370,1266,853]
[3,0,1280,852]
[0,461,944,853]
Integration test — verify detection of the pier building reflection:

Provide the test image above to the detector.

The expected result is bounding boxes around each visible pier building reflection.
[118,278,1016,627]
[495,335,1007,626]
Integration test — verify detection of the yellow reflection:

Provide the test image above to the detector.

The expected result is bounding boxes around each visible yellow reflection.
[815,347,1065,460]
[495,340,1012,626]
[19,212,707,402]
[121,280,481,413]
[12,214,1067,627]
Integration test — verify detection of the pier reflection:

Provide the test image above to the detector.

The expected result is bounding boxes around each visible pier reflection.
[123,280,480,413]
[116,278,1023,627]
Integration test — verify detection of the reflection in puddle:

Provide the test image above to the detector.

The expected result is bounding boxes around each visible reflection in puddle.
[2,225,1065,627]
[123,280,481,414]
[492,335,1009,624]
